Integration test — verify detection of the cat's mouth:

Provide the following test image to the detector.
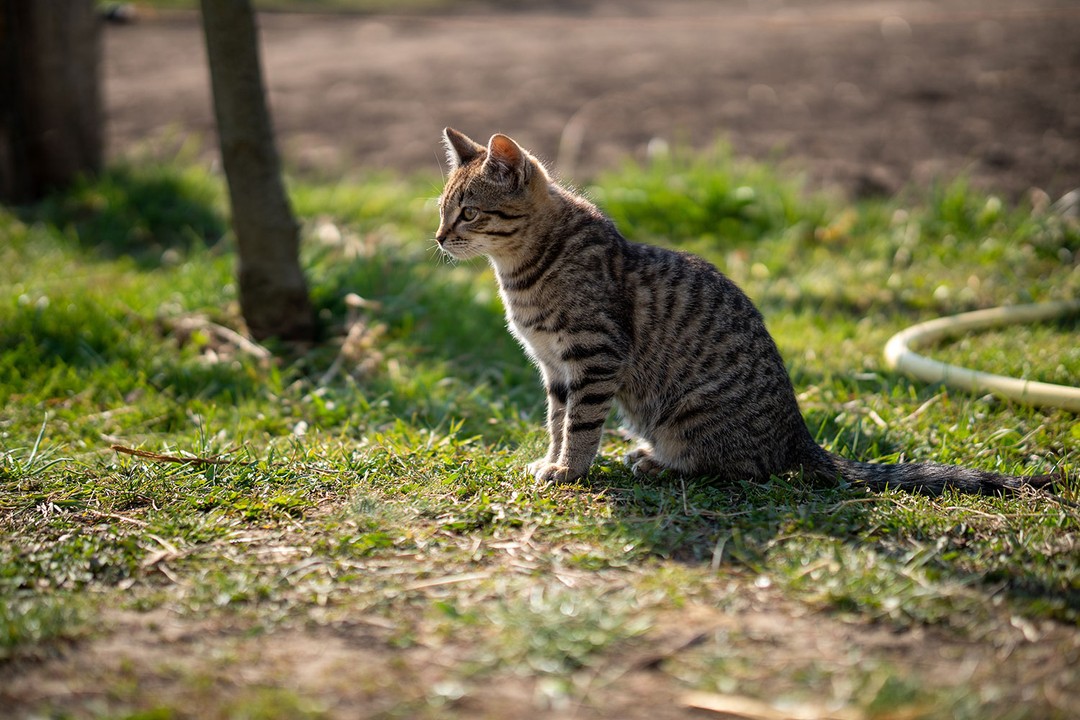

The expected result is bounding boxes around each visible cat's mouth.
[437,236,481,261]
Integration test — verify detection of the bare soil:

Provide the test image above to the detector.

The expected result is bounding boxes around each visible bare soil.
[6,595,1078,718]
[103,0,1080,200]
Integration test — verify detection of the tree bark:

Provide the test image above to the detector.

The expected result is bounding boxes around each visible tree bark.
[0,0,102,202]
[200,0,315,342]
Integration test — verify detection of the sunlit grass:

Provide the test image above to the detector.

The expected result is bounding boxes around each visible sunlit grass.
[1,152,1078,718]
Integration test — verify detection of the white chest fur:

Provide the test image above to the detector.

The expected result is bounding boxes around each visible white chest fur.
[507,310,564,368]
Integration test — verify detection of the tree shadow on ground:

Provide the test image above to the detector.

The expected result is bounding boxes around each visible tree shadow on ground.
[20,165,226,267]
[0,298,270,408]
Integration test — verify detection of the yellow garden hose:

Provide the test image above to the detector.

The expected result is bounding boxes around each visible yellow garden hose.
[883,300,1080,412]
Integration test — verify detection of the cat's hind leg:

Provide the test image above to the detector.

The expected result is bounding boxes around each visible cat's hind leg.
[625,430,704,477]
[625,443,671,477]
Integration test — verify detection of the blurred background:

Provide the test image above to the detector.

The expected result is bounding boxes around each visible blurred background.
[97,0,1080,200]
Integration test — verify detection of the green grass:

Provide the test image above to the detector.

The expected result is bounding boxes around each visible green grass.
[1,151,1078,718]
[930,317,1080,386]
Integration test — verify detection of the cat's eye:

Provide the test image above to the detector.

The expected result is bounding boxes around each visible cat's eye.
[460,207,480,222]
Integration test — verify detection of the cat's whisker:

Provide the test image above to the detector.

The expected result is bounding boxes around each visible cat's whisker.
[425,238,458,266]
[432,149,446,182]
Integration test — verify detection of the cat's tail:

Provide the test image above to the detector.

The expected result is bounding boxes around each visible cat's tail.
[806,448,1063,496]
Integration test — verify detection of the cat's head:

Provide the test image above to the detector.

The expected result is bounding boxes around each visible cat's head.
[436,128,550,261]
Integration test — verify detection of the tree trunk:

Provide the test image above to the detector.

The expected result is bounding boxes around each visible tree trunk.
[0,0,102,203]
[200,0,315,342]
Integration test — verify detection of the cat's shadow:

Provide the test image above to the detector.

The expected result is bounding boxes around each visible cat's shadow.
[576,458,878,568]
[568,415,1068,622]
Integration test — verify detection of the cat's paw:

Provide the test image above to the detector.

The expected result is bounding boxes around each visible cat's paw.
[625,448,668,477]
[528,461,576,483]
[526,457,555,477]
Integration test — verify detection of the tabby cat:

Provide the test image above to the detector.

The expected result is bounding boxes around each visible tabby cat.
[435,128,1061,495]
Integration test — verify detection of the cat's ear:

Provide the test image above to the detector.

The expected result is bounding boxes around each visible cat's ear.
[484,134,530,189]
[443,127,485,169]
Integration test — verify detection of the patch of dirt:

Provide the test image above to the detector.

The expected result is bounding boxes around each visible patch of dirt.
[103,0,1080,201]
[4,598,1078,718]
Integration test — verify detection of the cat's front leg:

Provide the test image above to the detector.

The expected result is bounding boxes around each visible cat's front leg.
[532,375,616,483]
[526,379,567,477]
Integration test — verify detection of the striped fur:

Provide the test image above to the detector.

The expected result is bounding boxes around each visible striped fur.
[435,128,1061,495]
